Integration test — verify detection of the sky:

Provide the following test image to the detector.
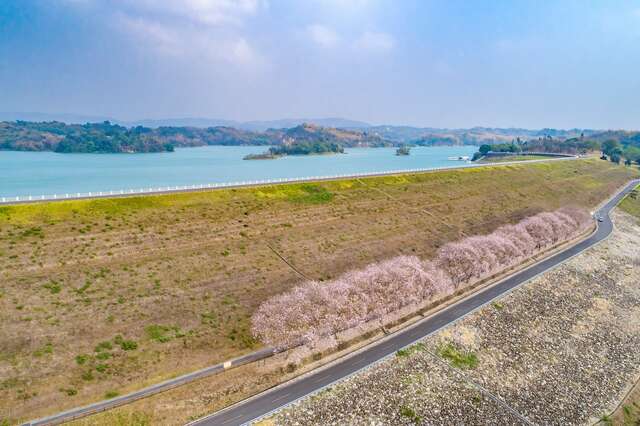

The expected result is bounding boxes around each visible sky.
[0,0,639,129]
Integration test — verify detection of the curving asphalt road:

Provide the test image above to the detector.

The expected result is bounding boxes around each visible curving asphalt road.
[190,179,640,426]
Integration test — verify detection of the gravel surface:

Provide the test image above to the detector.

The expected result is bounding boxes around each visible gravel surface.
[269,210,640,425]
[271,351,527,425]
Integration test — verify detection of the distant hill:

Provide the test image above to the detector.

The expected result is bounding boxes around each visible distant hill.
[132,118,239,128]
[360,125,600,145]
[276,123,390,147]
[0,112,115,125]
[0,121,174,153]
[0,112,371,131]
[132,117,371,131]
[0,121,385,153]
[240,118,371,131]
[140,123,387,148]
[243,123,387,159]
[588,130,640,145]
[152,126,277,146]
[3,118,638,155]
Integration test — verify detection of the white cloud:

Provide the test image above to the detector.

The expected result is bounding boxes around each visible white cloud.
[307,24,340,48]
[315,0,373,13]
[229,37,259,65]
[100,0,267,68]
[118,15,180,54]
[121,0,266,26]
[353,31,394,52]
[115,13,263,68]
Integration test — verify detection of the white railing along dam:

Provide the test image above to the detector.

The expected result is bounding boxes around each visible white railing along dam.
[0,156,578,205]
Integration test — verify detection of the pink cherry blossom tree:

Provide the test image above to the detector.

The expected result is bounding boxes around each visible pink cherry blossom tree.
[252,207,591,350]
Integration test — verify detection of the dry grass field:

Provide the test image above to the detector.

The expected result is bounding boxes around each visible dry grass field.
[0,158,637,423]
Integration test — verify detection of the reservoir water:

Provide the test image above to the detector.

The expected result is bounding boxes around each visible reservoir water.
[0,145,477,198]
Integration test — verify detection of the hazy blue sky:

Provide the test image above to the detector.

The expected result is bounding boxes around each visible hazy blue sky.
[1,0,639,128]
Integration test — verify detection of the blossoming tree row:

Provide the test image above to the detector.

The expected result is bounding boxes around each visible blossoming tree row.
[251,207,591,350]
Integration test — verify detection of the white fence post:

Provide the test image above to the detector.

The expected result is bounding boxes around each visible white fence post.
[4,161,493,204]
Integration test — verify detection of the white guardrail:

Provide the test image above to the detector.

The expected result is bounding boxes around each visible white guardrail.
[0,156,578,205]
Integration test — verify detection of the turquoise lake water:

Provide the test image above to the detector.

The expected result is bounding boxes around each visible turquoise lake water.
[0,145,478,197]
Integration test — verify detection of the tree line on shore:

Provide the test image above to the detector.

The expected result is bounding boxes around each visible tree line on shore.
[473,133,640,166]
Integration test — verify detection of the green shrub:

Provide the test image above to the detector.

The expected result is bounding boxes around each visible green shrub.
[400,406,422,423]
[75,354,89,365]
[105,390,119,399]
[0,378,19,390]
[119,339,138,351]
[291,184,334,204]
[145,324,173,343]
[33,343,53,357]
[94,341,113,352]
[96,352,111,360]
[396,342,426,357]
[43,280,61,294]
[438,343,478,369]
[59,387,77,396]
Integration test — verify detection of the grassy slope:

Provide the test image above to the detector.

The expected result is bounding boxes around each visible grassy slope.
[0,159,638,423]
[611,184,640,426]
[619,185,640,218]
[478,155,552,163]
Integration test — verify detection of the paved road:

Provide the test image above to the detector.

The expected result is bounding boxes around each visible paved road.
[190,179,640,426]
[24,348,276,426]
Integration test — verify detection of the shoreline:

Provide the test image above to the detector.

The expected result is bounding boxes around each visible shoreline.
[0,155,577,205]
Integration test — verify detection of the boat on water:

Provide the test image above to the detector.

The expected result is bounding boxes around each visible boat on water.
[447,155,470,161]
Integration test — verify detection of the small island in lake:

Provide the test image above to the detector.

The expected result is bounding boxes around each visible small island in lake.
[395,146,411,156]
[243,123,357,159]
[243,152,280,160]
[244,141,345,160]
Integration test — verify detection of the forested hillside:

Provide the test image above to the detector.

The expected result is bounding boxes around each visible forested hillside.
[0,121,391,154]
[472,132,640,164]
[2,120,639,156]
[0,121,174,153]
